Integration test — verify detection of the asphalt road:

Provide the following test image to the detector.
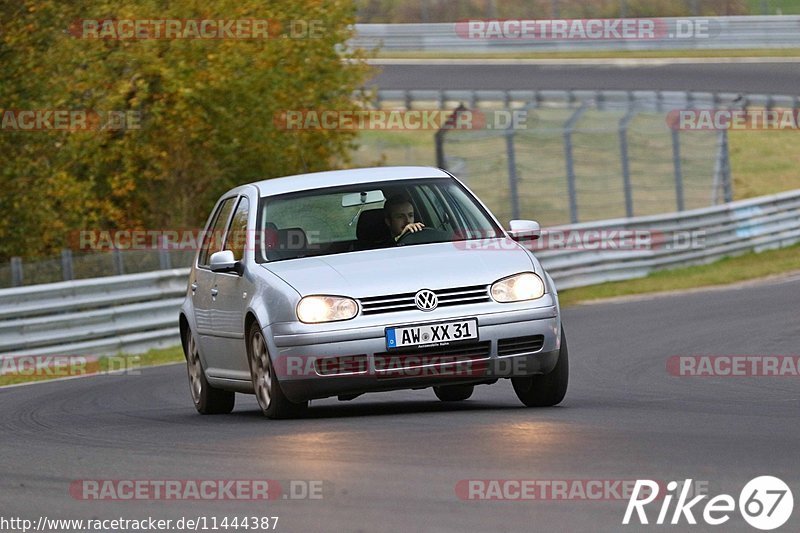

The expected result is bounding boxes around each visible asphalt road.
[2,274,799,532]
[368,60,800,94]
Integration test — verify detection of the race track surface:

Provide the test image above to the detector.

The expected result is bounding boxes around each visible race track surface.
[2,274,799,532]
[369,61,800,94]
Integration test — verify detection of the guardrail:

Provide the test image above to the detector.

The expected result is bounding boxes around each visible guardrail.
[352,16,800,52]
[1,189,798,359]
[373,89,799,112]
[541,188,800,289]
[0,269,189,358]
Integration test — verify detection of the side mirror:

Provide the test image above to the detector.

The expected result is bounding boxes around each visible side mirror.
[508,220,541,241]
[209,250,240,273]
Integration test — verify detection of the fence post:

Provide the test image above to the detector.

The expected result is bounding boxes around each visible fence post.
[435,129,446,169]
[61,248,74,281]
[434,103,467,171]
[563,102,588,224]
[619,105,636,218]
[158,236,172,270]
[113,247,124,275]
[505,128,521,221]
[671,129,685,212]
[10,257,23,287]
[721,127,733,203]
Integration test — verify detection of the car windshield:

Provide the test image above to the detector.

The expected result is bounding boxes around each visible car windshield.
[258,177,503,262]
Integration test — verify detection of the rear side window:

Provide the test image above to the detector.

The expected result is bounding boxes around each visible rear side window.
[198,197,236,267]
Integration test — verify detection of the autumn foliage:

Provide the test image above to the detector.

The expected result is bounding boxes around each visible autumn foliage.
[0,0,371,261]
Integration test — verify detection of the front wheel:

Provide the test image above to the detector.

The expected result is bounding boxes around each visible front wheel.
[512,327,569,407]
[184,328,235,414]
[248,324,308,419]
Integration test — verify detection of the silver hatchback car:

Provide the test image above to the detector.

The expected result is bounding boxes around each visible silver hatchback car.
[179,166,568,418]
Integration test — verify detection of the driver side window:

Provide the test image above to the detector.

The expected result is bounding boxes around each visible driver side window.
[224,197,250,261]
[198,197,236,268]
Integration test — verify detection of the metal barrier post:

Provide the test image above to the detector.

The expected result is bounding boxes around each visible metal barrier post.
[563,103,588,224]
[10,257,23,287]
[619,100,636,218]
[505,128,521,221]
[435,104,467,171]
[158,235,172,271]
[671,129,685,211]
[721,127,733,203]
[61,249,74,281]
[113,248,124,275]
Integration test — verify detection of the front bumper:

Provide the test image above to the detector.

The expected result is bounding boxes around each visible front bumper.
[265,304,561,402]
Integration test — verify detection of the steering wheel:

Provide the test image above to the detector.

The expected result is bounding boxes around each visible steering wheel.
[395,227,440,246]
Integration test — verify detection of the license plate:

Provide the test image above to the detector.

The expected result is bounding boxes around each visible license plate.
[385,318,478,350]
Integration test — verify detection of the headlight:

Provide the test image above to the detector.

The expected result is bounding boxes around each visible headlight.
[296,295,359,323]
[490,272,545,303]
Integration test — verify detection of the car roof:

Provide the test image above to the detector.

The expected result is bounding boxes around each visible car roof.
[249,166,451,197]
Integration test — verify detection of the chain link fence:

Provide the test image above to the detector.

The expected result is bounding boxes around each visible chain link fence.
[438,91,732,226]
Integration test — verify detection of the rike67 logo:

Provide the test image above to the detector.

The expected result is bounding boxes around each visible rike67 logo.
[623,476,794,530]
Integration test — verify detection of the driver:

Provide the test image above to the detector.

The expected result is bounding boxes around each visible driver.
[384,194,425,242]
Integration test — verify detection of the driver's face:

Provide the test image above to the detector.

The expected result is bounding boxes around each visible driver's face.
[386,202,414,238]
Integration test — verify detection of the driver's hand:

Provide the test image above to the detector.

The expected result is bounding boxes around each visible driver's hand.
[395,222,425,241]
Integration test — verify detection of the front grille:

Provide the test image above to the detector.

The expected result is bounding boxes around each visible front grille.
[497,335,545,356]
[373,341,491,377]
[359,285,491,315]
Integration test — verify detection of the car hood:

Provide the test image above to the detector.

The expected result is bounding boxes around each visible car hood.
[262,239,538,298]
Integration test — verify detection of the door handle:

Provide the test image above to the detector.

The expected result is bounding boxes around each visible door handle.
[191,283,198,293]
[210,288,219,297]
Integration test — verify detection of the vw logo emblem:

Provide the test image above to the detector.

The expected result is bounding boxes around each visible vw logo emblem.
[415,289,438,311]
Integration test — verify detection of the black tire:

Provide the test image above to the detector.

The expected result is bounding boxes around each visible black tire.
[248,323,308,419]
[511,327,569,407]
[433,384,475,402]
[184,328,235,414]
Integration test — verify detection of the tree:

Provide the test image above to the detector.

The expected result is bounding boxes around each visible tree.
[0,0,372,260]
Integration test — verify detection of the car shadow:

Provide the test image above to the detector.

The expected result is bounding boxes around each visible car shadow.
[228,398,570,420]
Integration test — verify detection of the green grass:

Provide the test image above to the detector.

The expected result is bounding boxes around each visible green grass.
[747,0,800,14]
[558,241,800,306]
[729,130,800,200]
[0,345,184,387]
